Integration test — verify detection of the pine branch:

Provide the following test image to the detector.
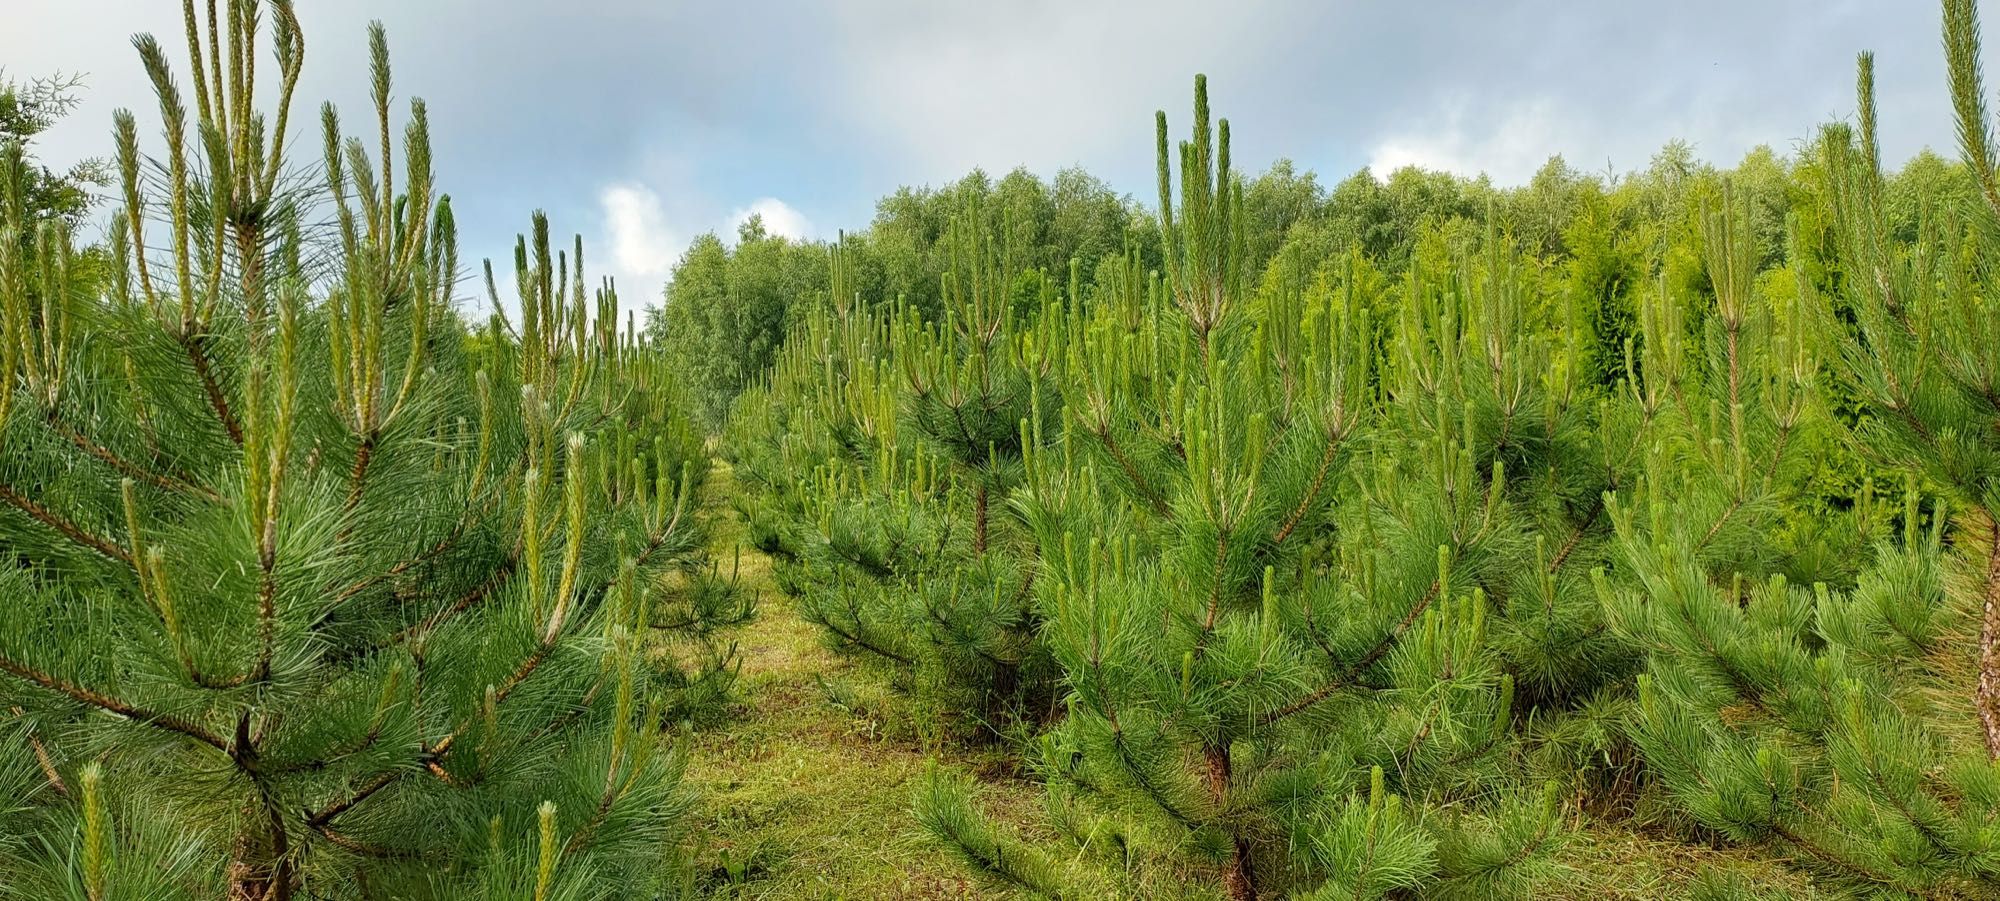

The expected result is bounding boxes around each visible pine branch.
[0,482,133,565]
[45,413,218,501]
[178,330,243,445]
[325,479,512,612]
[304,769,397,833]
[1768,821,1943,900]
[561,755,636,858]
[342,430,377,518]
[919,591,1013,670]
[1548,497,1603,574]
[1089,422,1171,518]
[426,558,602,768]
[378,554,518,652]
[9,707,69,797]
[1081,621,1201,831]
[1261,576,1443,725]
[814,607,916,665]
[1946,0,2000,219]
[1272,431,1343,544]
[308,819,424,860]
[254,530,277,684]
[1204,743,1256,900]
[0,653,227,750]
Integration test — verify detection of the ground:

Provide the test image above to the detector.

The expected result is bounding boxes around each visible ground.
[679,462,1044,900]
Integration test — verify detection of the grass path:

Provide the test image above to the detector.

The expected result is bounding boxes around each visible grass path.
[680,461,1044,899]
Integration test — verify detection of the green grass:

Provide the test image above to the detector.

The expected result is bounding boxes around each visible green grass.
[1541,827,1833,900]
[678,463,1047,899]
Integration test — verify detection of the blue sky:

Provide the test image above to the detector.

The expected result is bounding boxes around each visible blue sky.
[4,1,1985,307]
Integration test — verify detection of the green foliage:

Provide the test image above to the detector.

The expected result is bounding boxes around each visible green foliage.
[735,76,1598,900]
[1584,5,2000,897]
[653,165,1149,427]
[0,70,106,235]
[913,768,1096,899]
[647,218,828,427]
[20,1,2000,899]
[729,5,2000,897]
[0,4,733,897]
[723,209,1062,735]
[866,167,1145,318]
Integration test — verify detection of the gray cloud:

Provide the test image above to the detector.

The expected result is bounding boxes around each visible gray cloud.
[3,1,1985,302]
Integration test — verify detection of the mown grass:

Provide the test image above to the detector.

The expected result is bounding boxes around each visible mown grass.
[678,464,1047,899]
[1543,827,1832,900]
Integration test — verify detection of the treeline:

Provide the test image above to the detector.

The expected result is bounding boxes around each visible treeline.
[651,131,1977,431]
[724,1,2000,898]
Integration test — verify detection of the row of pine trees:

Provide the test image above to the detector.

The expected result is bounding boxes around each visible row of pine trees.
[0,2,740,897]
[726,1,2000,897]
[10,0,2000,898]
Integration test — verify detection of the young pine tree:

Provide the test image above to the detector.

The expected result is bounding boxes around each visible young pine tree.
[729,219,1064,737]
[916,77,1566,901]
[0,5,727,897]
[1598,7,2000,893]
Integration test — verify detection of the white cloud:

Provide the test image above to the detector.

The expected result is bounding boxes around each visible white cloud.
[599,182,683,289]
[594,182,819,305]
[1367,98,1574,186]
[729,197,813,242]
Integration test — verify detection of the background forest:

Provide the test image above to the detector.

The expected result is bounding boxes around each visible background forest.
[651,125,1966,437]
[8,1,2000,899]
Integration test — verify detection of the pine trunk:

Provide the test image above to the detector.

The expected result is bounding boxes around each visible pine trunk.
[973,483,989,555]
[225,831,293,901]
[1978,515,2000,760]
[990,658,1018,727]
[1205,743,1255,900]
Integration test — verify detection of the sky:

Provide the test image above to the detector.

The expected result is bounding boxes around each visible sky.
[2,1,1988,308]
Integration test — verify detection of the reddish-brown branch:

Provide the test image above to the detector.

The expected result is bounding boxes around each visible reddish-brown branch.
[1202,530,1232,636]
[0,483,132,565]
[427,610,569,765]
[321,554,521,673]
[46,414,218,501]
[973,484,989,555]
[1695,493,1747,554]
[1768,821,1924,897]
[305,770,398,829]
[180,332,244,446]
[420,556,518,634]
[314,482,688,829]
[1273,433,1342,544]
[819,613,917,665]
[256,543,278,683]
[1549,498,1605,574]
[307,817,423,860]
[343,432,377,515]
[0,654,227,751]
[562,773,626,857]
[1260,577,1443,726]
[1092,423,1172,517]
[333,429,379,547]
[226,776,298,901]
[328,487,507,611]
